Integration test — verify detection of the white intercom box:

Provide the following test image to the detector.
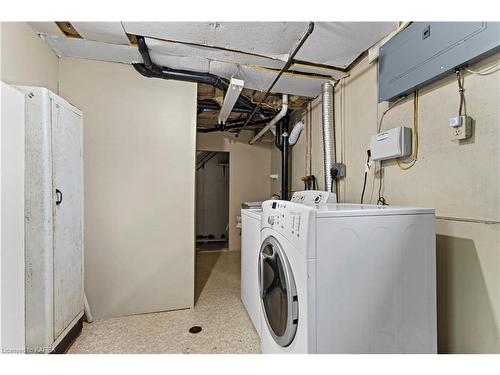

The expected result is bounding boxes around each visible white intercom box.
[370,126,412,161]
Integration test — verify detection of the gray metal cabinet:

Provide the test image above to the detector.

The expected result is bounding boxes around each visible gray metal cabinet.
[17,86,84,353]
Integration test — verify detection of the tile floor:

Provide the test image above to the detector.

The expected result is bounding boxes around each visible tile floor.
[68,251,260,354]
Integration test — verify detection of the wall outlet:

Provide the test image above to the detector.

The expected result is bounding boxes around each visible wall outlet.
[449,115,473,141]
[331,163,346,179]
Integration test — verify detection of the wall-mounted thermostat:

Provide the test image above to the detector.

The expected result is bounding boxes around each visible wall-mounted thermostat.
[370,126,412,161]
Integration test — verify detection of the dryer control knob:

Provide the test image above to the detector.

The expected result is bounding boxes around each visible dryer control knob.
[268,216,274,225]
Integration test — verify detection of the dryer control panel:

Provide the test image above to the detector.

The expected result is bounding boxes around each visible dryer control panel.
[291,190,337,205]
[262,200,315,259]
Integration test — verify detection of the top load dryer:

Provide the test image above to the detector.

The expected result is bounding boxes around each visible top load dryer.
[258,199,437,354]
[240,207,263,336]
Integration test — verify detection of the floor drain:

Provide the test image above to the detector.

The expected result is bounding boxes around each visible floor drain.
[189,326,202,334]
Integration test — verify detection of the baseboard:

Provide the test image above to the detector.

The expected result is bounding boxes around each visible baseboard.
[51,317,83,354]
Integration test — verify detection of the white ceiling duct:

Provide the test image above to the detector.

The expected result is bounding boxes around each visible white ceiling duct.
[218,78,244,124]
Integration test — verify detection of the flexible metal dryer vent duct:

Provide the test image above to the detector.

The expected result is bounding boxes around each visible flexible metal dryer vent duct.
[321,82,336,193]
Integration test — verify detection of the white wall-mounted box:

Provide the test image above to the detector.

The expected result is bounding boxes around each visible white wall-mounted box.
[370,126,412,161]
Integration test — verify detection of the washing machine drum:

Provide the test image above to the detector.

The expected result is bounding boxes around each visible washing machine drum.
[259,235,299,347]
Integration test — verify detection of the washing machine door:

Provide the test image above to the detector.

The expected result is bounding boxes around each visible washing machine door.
[258,235,298,347]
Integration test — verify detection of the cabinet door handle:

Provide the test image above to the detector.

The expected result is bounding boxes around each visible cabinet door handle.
[55,189,63,205]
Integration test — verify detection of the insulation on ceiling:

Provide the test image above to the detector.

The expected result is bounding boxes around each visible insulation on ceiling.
[122,22,306,60]
[42,36,337,96]
[32,22,398,97]
[71,22,131,45]
[145,37,286,70]
[28,22,66,37]
[295,22,397,68]
[123,21,398,67]
[209,61,339,97]
[150,51,210,73]
[43,35,141,64]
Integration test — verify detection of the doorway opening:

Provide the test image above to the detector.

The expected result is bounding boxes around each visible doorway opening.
[195,151,229,252]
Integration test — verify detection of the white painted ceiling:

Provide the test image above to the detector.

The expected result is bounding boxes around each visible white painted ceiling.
[30,21,398,97]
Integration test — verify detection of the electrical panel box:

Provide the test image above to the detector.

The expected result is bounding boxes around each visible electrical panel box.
[370,126,412,161]
[379,22,500,102]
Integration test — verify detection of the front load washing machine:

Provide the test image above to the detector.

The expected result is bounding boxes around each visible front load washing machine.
[259,200,315,353]
[258,199,437,353]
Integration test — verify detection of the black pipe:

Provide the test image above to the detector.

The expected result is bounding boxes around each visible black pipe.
[198,100,252,114]
[280,116,290,201]
[134,36,273,117]
[198,99,274,116]
[275,120,283,151]
[197,116,275,133]
[133,62,229,91]
[274,116,290,200]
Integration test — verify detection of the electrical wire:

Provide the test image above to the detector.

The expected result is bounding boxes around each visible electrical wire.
[361,173,368,204]
[464,60,500,75]
[377,161,388,206]
[396,90,419,170]
[377,95,407,132]
[375,95,407,204]
[456,69,467,116]
[360,150,371,204]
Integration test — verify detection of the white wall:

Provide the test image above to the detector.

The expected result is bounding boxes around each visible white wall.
[0,22,59,93]
[0,82,25,352]
[197,132,272,250]
[59,57,197,319]
[280,52,500,353]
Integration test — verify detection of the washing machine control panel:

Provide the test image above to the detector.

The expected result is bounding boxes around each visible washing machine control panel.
[290,190,337,206]
[262,200,315,258]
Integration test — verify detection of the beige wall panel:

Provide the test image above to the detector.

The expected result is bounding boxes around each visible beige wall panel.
[436,220,499,353]
[59,57,197,319]
[197,132,271,251]
[0,22,59,93]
